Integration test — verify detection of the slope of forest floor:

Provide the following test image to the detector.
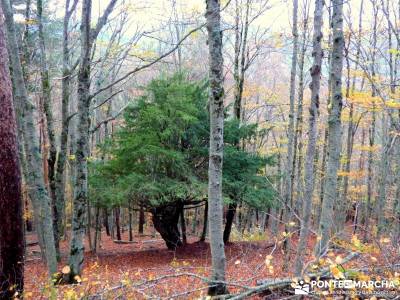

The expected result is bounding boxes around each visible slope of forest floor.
[24,231,296,299]
[24,228,396,299]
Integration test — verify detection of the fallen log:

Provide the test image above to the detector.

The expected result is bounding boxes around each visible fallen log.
[113,239,162,244]
[113,240,138,244]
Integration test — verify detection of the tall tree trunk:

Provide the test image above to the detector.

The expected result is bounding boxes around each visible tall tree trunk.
[206,0,227,296]
[223,0,250,244]
[36,0,59,258]
[0,13,25,297]
[337,0,364,233]
[293,0,323,275]
[335,31,354,234]
[68,0,92,279]
[54,0,78,252]
[68,0,117,280]
[293,8,309,221]
[376,115,391,235]
[377,1,395,234]
[1,0,57,276]
[315,0,345,256]
[363,3,378,242]
[393,138,400,245]
[282,0,299,269]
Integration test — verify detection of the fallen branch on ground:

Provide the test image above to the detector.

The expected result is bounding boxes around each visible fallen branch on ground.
[112,239,161,244]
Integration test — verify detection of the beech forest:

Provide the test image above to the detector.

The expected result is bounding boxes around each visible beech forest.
[0,0,400,299]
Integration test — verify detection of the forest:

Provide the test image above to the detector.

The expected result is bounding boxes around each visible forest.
[0,0,399,299]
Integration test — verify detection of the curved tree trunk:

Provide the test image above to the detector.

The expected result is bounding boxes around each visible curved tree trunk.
[152,203,183,250]
[223,203,236,243]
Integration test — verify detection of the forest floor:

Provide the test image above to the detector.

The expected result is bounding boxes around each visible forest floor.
[24,228,397,299]
[24,230,298,299]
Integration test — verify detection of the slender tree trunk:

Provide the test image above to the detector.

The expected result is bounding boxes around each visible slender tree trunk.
[363,4,378,242]
[282,0,299,269]
[363,109,375,241]
[128,200,133,241]
[104,208,110,236]
[93,205,100,252]
[393,138,400,245]
[0,13,25,297]
[37,0,59,258]
[376,115,391,235]
[138,203,145,234]
[180,207,187,245]
[316,127,328,225]
[315,0,345,256]
[293,10,309,221]
[115,207,121,241]
[377,1,394,234]
[335,32,354,234]
[223,0,250,244]
[1,0,57,276]
[54,0,78,249]
[68,0,117,280]
[206,0,227,295]
[293,0,323,275]
[200,201,208,242]
[355,128,366,234]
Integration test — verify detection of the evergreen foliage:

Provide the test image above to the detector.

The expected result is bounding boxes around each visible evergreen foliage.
[89,73,275,213]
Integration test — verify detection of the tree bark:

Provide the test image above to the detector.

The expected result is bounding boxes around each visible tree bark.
[293,7,309,221]
[206,0,228,296]
[68,0,117,280]
[293,0,323,275]
[139,203,145,234]
[282,0,299,269]
[363,3,378,242]
[180,207,187,245]
[223,0,250,244]
[0,11,25,297]
[36,0,59,258]
[1,0,57,276]
[152,203,183,250]
[115,207,121,241]
[223,203,236,243]
[104,208,110,236]
[315,0,345,256]
[128,200,133,241]
[54,0,78,253]
[200,201,208,242]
